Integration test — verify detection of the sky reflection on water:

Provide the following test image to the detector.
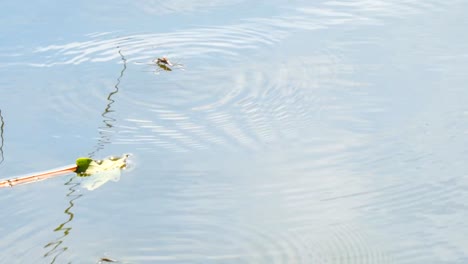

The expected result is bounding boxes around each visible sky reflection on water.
[1,1,468,263]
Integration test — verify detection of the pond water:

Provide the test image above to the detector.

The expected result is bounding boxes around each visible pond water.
[1,1,468,263]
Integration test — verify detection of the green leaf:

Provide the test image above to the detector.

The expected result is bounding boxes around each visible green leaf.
[75,157,93,173]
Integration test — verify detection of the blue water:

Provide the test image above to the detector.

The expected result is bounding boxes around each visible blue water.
[1,1,468,263]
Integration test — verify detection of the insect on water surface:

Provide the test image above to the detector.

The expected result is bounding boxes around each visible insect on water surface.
[135,56,184,74]
[155,56,173,67]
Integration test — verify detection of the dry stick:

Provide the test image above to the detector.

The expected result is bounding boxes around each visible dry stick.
[0,165,77,188]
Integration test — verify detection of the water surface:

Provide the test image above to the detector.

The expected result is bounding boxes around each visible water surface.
[1,1,468,263]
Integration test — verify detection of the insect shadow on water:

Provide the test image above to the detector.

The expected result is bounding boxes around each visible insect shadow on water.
[43,47,128,264]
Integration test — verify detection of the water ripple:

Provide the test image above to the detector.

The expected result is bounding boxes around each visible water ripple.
[2,1,466,263]
[1,0,458,71]
[111,54,356,153]
[29,1,455,67]
[93,169,392,263]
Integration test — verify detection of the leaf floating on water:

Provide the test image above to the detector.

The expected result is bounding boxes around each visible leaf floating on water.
[78,154,129,191]
[77,154,129,176]
[80,169,121,191]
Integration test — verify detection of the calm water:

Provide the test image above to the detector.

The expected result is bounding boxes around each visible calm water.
[1,1,468,263]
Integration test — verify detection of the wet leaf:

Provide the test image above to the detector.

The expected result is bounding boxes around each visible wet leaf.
[78,154,129,176]
[77,154,129,191]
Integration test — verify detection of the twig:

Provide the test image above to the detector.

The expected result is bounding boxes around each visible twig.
[0,165,77,188]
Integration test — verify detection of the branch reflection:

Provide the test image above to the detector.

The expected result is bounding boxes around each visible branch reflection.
[89,48,127,158]
[43,177,81,263]
[44,48,127,263]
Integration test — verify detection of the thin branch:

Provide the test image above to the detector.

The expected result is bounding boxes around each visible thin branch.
[0,165,77,188]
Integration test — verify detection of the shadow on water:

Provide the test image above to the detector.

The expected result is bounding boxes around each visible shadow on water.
[43,49,127,264]
[0,109,4,165]
[88,48,127,158]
